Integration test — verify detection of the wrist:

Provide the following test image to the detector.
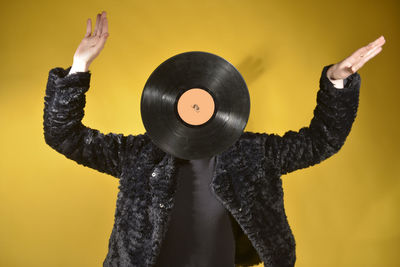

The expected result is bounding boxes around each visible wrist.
[69,59,90,75]
[327,74,344,89]
[326,66,344,89]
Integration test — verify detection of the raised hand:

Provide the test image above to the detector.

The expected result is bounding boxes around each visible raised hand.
[69,11,109,74]
[327,35,386,82]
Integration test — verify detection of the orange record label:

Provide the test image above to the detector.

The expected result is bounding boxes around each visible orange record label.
[177,88,215,126]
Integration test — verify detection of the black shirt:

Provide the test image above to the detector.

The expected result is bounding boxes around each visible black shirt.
[154,155,236,267]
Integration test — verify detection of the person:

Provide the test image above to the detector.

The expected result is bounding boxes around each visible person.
[43,10,385,267]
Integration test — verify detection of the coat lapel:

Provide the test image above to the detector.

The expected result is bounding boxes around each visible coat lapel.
[147,152,178,265]
[210,133,264,216]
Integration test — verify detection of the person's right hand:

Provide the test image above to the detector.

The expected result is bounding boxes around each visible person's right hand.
[69,11,109,73]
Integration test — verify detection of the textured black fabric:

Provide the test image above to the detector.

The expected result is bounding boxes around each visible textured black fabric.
[43,64,360,267]
[154,155,235,267]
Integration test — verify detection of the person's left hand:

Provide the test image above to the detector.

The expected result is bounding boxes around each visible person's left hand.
[327,35,386,82]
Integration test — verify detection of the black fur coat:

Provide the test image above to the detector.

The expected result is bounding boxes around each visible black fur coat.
[43,64,360,267]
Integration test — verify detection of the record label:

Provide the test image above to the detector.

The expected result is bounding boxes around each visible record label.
[176,88,215,126]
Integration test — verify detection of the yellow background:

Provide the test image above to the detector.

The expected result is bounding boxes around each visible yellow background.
[1,0,399,266]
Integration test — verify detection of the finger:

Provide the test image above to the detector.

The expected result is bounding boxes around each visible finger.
[363,37,385,56]
[367,36,385,50]
[378,36,386,46]
[102,14,108,35]
[352,46,383,72]
[374,35,386,46]
[85,18,92,37]
[366,46,383,61]
[98,14,104,36]
[100,11,107,36]
[93,13,101,36]
[351,36,385,59]
[362,44,381,59]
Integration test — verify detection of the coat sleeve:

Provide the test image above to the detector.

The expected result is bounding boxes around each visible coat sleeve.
[43,66,141,178]
[264,64,361,175]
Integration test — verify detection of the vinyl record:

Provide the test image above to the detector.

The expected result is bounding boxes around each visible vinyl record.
[140,51,250,160]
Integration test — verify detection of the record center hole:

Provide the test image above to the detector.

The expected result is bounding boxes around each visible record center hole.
[177,88,215,126]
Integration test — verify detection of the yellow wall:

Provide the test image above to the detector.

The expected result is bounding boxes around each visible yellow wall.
[1,0,399,266]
